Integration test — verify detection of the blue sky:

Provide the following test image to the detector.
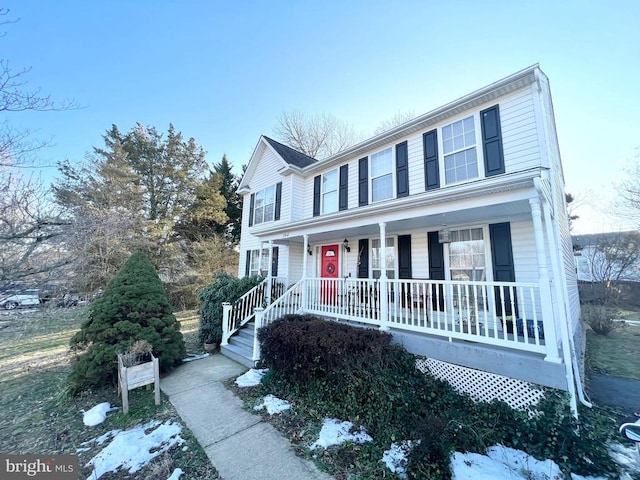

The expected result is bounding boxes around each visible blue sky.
[3,0,639,234]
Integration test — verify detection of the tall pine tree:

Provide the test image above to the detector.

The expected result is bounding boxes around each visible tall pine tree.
[68,252,185,394]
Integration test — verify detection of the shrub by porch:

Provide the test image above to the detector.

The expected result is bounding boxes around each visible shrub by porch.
[254,314,620,479]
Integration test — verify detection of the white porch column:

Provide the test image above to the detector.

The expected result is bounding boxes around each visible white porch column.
[540,194,579,416]
[266,240,273,302]
[378,222,389,331]
[302,235,309,311]
[529,197,561,363]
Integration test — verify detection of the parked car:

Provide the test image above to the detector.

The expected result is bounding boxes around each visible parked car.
[0,287,40,310]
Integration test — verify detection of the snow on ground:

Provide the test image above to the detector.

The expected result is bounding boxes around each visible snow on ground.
[381,440,419,479]
[83,419,185,480]
[310,418,373,450]
[235,368,268,387]
[253,394,291,415]
[82,402,118,427]
[166,467,183,480]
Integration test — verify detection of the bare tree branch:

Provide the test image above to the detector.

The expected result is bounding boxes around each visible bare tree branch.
[273,109,361,159]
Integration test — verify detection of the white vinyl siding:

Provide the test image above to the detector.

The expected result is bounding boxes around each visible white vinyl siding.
[500,87,540,172]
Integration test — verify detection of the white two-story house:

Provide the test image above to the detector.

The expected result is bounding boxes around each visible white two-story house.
[227,65,587,414]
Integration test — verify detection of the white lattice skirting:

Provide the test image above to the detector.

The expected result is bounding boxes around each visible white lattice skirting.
[416,357,545,411]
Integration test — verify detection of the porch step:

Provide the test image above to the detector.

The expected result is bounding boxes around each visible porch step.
[220,322,257,369]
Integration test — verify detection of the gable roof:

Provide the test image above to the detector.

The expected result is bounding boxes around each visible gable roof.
[262,136,318,168]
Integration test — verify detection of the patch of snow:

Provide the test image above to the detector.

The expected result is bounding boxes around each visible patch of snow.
[84,420,184,480]
[182,353,209,363]
[166,467,183,480]
[607,442,640,480]
[451,444,617,480]
[83,402,118,427]
[235,368,268,387]
[253,394,291,415]
[381,440,419,479]
[310,418,372,450]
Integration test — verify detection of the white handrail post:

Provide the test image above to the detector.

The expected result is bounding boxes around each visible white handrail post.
[266,240,273,303]
[221,302,232,346]
[302,235,309,312]
[378,222,389,331]
[253,307,264,361]
[530,197,561,363]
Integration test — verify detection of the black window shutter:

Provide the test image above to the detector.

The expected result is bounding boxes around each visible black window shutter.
[396,141,409,198]
[245,250,251,277]
[358,157,368,206]
[481,105,505,176]
[398,235,412,279]
[271,246,279,277]
[427,231,445,310]
[248,193,255,227]
[357,239,369,278]
[313,175,321,217]
[274,182,282,220]
[339,164,348,211]
[489,222,517,319]
[423,130,439,190]
[398,234,412,307]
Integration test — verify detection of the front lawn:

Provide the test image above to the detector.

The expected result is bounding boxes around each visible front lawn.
[0,306,216,479]
[587,321,640,380]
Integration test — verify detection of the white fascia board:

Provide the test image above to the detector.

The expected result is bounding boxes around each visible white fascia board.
[250,168,544,239]
[237,136,290,191]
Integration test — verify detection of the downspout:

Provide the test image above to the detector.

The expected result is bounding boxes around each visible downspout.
[533,177,581,418]
[534,177,591,413]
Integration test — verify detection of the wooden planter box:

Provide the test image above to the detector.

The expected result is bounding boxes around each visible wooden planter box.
[117,353,160,414]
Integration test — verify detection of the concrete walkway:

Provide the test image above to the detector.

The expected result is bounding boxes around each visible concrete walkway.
[161,354,333,480]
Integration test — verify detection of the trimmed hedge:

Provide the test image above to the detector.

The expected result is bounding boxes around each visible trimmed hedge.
[258,314,392,381]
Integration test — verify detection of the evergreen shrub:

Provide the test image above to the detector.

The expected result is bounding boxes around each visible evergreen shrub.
[68,252,185,394]
[258,314,392,381]
[197,272,264,344]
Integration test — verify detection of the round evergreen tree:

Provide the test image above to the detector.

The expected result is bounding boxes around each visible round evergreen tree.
[68,252,186,394]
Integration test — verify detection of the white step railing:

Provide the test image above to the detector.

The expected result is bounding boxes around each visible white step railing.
[252,277,552,360]
[221,276,288,345]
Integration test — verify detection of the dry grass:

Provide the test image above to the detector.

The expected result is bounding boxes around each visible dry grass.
[0,306,218,479]
[587,321,640,380]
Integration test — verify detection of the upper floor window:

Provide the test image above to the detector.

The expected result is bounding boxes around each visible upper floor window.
[443,115,478,184]
[322,169,338,214]
[254,185,275,225]
[371,147,394,202]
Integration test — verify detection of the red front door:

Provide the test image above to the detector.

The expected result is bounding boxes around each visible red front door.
[321,245,339,304]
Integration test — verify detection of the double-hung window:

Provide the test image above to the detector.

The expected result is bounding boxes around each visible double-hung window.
[370,147,393,202]
[443,115,478,184]
[448,228,486,282]
[254,185,275,225]
[249,248,269,276]
[371,237,395,279]
[321,169,338,214]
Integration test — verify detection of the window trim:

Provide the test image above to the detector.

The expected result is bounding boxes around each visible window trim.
[321,168,338,214]
[369,147,395,203]
[248,248,269,277]
[252,184,276,226]
[442,225,492,283]
[439,112,486,186]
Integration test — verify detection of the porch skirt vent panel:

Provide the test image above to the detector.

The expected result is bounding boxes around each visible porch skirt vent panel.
[416,357,545,411]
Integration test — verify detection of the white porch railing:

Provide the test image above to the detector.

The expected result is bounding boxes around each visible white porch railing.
[253,277,555,360]
[221,276,288,345]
